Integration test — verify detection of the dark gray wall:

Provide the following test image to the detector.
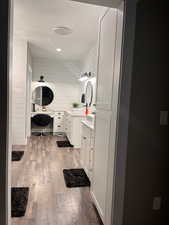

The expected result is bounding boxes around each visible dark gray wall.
[0,0,10,225]
[123,1,169,225]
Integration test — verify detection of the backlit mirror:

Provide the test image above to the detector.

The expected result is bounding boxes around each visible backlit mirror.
[32,86,54,106]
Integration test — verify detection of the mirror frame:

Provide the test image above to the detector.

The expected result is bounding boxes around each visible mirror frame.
[32,85,54,106]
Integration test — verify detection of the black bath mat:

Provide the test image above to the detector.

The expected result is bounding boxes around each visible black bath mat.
[11,187,29,217]
[63,169,91,188]
[12,151,24,161]
[57,140,73,148]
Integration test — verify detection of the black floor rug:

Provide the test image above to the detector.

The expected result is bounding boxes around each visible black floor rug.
[57,140,73,148]
[63,169,91,188]
[12,151,24,161]
[11,187,29,217]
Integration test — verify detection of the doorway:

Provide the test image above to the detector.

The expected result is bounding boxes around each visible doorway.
[0,0,126,225]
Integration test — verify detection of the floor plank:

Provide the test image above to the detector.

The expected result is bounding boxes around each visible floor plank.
[12,136,103,225]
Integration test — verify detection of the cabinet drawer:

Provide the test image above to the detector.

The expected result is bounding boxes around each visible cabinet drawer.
[55,117,64,124]
[55,112,64,116]
[56,115,64,119]
[55,124,64,132]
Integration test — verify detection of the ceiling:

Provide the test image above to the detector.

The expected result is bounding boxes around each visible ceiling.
[72,0,121,8]
[14,0,106,61]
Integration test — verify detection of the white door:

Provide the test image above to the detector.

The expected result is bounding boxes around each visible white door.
[81,124,87,167]
[92,5,124,225]
[96,8,117,111]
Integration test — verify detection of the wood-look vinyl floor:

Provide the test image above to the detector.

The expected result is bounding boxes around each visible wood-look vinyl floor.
[12,136,103,225]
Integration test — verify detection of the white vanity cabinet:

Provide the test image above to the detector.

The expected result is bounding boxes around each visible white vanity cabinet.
[53,111,65,133]
[64,111,85,148]
[81,121,95,181]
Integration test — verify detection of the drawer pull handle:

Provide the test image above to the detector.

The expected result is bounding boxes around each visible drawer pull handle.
[58,125,61,127]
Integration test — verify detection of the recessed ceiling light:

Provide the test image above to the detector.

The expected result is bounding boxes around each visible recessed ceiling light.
[53,26,73,36]
[56,48,62,52]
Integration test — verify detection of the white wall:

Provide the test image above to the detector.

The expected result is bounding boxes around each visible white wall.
[82,45,98,76]
[80,45,98,110]
[32,58,81,111]
[26,46,33,137]
[12,39,28,145]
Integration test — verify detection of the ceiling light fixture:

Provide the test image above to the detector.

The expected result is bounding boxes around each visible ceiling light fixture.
[78,72,92,82]
[53,26,73,36]
[56,48,62,52]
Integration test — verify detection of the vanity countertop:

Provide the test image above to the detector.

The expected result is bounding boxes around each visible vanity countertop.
[31,111,56,117]
[31,110,86,118]
[66,110,86,117]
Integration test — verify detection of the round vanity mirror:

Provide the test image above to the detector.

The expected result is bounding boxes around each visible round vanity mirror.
[32,86,54,106]
[85,81,93,107]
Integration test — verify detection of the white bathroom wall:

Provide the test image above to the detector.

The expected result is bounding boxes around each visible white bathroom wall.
[80,45,98,109]
[32,58,82,111]
[12,39,28,145]
[82,45,98,76]
[26,46,33,137]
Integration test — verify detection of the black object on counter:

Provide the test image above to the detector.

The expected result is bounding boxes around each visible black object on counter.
[81,93,85,103]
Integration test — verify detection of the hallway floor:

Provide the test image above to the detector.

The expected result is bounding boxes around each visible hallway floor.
[12,136,103,225]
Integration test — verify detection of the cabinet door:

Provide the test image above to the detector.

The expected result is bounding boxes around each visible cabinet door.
[64,117,68,133]
[63,113,69,133]
[81,124,87,167]
[54,117,64,133]
[93,111,111,221]
[89,130,94,179]
[97,9,117,111]
[85,128,91,177]
[54,124,64,132]
[55,116,64,124]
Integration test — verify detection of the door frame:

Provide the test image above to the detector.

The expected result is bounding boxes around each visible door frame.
[0,0,138,225]
[112,1,138,225]
[0,0,12,225]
